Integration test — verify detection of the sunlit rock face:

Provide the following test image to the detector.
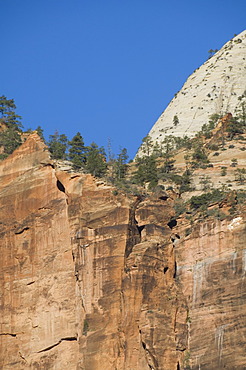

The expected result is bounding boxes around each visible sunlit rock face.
[143,30,246,147]
[0,134,246,369]
[175,214,246,369]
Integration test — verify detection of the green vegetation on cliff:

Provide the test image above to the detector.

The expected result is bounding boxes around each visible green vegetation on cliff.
[1,95,246,206]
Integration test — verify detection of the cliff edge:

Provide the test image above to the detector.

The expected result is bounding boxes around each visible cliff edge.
[0,134,246,369]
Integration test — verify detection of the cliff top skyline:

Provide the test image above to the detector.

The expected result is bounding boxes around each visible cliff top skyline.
[1,0,246,158]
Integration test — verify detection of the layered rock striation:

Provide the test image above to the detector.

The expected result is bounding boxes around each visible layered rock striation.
[0,134,246,369]
[143,30,246,148]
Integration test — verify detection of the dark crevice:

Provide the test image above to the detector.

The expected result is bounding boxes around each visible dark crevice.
[137,224,145,235]
[27,281,35,286]
[159,195,168,201]
[56,179,66,193]
[167,218,177,229]
[177,362,180,370]
[0,333,17,337]
[173,261,177,279]
[61,337,77,342]
[175,234,180,239]
[176,347,186,352]
[15,227,29,235]
[41,162,55,169]
[37,337,77,353]
[163,267,169,274]
[125,197,143,258]
[139,329,158,370]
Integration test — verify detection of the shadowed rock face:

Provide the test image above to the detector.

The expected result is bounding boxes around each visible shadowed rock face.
[0,134,246,369]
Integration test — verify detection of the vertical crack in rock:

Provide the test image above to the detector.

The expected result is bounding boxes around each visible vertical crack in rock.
[19,351,27,364]
[173,261,177,279]
[170,234,190,365]
[125,197,143,258]
[139,330,158,370]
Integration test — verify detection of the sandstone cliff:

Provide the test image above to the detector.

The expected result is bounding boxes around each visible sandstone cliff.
[1,134,246,369]
[142,30,246,148]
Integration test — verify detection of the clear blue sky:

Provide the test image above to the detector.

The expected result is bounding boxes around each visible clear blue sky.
[1,0,246,159]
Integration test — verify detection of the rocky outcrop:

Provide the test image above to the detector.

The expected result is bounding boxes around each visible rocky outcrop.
[140,30,246,151]
[0,134,246,369]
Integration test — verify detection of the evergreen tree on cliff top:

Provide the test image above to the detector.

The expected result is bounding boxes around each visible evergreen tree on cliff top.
[133,136,158,189]
[85,142,107,177]
[113,147,129,180]
[0,95,23,159]
[68,132,87,169]
[48,131,68,160]
[0,95,23,130]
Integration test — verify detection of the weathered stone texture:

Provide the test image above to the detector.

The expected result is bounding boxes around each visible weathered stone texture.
[175,215,246,369]
[0,134,246,369]
[137,30,246,155]
[0,134,78,369]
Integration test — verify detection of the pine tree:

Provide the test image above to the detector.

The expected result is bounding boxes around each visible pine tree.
[36,126,45,142]
[0,96,23,158]
[172,169,193,195]
[234,168,246,184]
[140,135,154,157]
[226,117,244,140]
[160,140,175,174]
[0,126,22,159]
[86,142,107,177]
[173,115,179,127]
[191,140,209,167]
[48,131,68,160]
[68,132,87,169]
[134,155,158,189]
[199,175,213,191]
[113,147,128,180]
[0,95,23,130]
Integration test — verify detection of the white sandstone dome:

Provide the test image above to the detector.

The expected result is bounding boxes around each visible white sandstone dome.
[143,30,246,147]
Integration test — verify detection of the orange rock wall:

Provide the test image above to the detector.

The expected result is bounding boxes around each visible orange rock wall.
[176,215,246,369]
[0,134,245,369]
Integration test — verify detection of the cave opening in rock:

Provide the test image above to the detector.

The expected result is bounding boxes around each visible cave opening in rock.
[159,195,168,201]
[56,179,66,193]
[163,267,169,274]
[167,218,177,229]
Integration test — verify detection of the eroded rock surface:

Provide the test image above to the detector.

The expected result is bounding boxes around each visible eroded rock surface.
[139,30,246,153]
[0,134,246,369]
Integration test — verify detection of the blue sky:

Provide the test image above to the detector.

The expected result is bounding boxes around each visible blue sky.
[1,0,246,159]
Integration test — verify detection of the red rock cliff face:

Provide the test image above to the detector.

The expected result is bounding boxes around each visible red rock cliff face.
[0,134,245,369]
[175,214,246,369]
